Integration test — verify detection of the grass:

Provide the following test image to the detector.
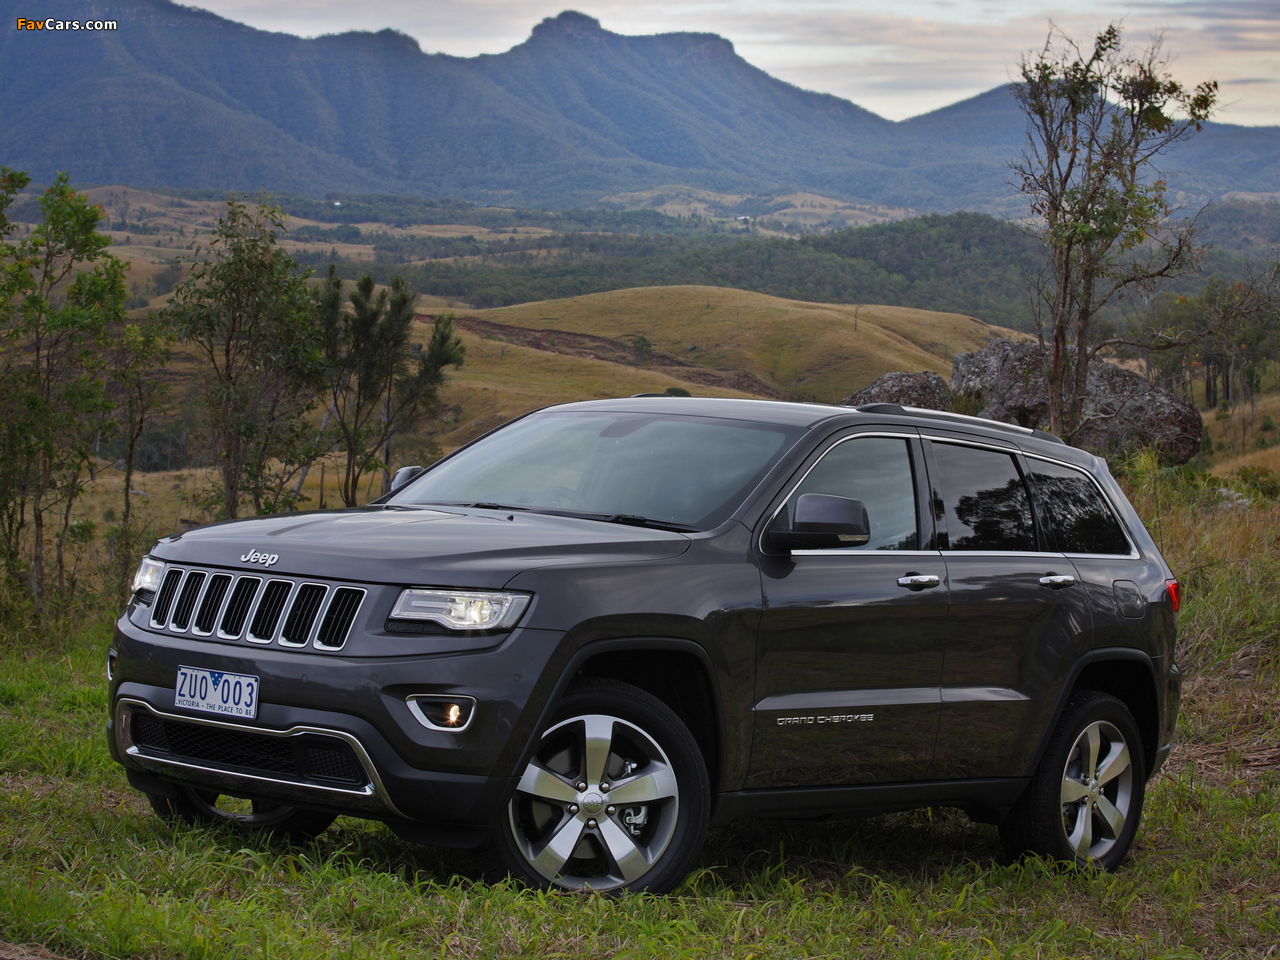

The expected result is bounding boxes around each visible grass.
[2,481,1279,959]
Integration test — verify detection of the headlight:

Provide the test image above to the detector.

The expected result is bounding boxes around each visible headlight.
[131,556,165,595]
[389,588,531,632]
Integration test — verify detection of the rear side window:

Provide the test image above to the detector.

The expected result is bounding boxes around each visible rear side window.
[1028,459,1131,555]
[931,443,1035,551]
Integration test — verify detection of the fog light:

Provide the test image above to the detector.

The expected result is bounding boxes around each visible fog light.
[407,695,476,732]
[107,649,117,682]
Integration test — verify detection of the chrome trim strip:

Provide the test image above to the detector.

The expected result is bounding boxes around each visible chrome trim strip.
[755,686,941,711]
[406,694,477,732]
[789,548,943,558]
[115,697,406,818]
[940,686,1030,703]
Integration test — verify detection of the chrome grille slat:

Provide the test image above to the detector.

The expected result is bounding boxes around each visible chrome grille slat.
[151,569,183,626]
[316,587,365,650]
[170,571,206,631]
[280,583,327,646]
[219,576,261,638]
[249,580,293,642]
[193,574,233,636]
[149,565,366,651]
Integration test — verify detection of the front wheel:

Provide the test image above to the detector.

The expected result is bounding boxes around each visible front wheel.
[147,786,336,841]
[999,691,1146,870]
[481,678,710,894]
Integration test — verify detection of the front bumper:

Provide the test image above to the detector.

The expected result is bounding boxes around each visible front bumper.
[107,613,572,838]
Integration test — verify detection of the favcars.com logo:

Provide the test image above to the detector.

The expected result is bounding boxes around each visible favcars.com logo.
[16,17,118,30]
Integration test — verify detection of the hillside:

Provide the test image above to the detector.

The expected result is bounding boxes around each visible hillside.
[4,3,1279,211]
[426,285,1016,448]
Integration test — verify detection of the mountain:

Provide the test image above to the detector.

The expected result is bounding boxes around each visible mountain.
[3,1,1279,211]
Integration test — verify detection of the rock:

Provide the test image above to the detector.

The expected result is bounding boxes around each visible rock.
[948,339,1203,463]
[840,371,951,411]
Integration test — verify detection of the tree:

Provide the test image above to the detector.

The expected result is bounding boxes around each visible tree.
[104,320,172,605]
[317,266,465,506]
[0,170,126,612]
[1013,25,1218,440]
[163,199,322,519]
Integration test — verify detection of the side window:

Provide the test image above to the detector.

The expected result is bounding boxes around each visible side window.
[1028,459,1131,555]
[931,442,1035,551]
[780,436,919,549]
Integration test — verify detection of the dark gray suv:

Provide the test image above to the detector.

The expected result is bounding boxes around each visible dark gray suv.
[107,397,1181,892]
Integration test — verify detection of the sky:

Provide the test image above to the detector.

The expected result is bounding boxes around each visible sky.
[188,0,1280,126]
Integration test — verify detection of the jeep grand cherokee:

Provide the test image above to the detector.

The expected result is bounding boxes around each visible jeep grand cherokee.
[107,397,1181,892]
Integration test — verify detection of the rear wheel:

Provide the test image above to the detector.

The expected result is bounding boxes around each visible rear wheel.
[999,691,1145,870]
[147,786,336,841]
[481,677,710,894]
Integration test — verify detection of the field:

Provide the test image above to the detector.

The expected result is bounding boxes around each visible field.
[1,470,1278,960]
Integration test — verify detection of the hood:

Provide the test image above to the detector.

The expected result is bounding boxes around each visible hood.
[149,505,691,588]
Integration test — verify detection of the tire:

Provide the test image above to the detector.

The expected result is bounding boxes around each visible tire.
[480,677,710,894]
[146,786,336,842]
[999,691,1146,870]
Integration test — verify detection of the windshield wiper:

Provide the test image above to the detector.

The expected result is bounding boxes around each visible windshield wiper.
[601,514,700,533]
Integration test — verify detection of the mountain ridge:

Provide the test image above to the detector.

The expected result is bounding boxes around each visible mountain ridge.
[2,3,1277,210]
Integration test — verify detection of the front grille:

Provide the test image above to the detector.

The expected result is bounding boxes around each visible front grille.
[145,565,365,651]
[131,712,366,786]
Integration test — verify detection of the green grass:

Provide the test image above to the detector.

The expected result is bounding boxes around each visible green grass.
[2,484,1280,959]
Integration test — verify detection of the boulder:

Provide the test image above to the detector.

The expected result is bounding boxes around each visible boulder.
[949,339,1202,463]
[840,371,950,411]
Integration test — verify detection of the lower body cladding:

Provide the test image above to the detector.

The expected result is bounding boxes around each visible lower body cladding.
[107,617,571,848]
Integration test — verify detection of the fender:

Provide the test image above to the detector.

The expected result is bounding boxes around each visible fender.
[1023,646,1160,779]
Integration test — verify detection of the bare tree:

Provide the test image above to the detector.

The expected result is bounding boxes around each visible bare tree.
[1013,24,1218,440]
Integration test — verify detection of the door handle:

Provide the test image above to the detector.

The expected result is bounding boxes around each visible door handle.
[897,574,941,588]
[1039,574,1076,588]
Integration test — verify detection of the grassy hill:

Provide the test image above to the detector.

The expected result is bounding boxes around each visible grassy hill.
[425,285,1015,448]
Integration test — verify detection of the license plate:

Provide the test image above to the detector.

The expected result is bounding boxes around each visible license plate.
[175,665,259,719]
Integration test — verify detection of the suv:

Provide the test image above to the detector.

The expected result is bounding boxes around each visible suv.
[108,397,1180,892]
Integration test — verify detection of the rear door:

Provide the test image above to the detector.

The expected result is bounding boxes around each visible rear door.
[922,435,1093,780]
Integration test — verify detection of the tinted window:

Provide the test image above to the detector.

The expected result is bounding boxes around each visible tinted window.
[1029,459,1131,555]
[932,443,1035,551]
[779,436,919,549]
[394,412,798,529]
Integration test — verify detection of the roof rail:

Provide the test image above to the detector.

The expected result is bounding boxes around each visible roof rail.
[853,403,1065,444]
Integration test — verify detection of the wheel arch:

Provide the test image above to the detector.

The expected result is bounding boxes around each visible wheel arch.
[1028,648,1161,780]
[515,638,724,800]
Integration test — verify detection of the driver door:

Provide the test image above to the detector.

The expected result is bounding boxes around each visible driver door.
[750,431,947,787]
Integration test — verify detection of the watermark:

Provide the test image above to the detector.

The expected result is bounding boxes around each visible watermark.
[15,17,118,31]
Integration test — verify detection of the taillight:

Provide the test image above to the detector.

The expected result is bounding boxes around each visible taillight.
[1166,579,1181,613]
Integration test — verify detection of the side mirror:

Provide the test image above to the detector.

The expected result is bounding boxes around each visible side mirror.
[768,494,871,551]
[390,465,425,492]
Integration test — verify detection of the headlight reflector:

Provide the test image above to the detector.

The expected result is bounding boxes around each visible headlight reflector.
[390,588,530,632]
[131,557,165,595]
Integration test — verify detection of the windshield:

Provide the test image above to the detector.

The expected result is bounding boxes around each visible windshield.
[392,411,800,530]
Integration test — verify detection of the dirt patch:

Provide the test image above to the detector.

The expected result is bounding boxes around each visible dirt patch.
[0,942,79,960]
[436,315,783,398]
